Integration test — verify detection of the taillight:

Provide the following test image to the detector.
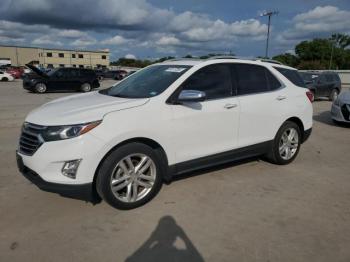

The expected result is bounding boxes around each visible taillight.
[306,90,314,103]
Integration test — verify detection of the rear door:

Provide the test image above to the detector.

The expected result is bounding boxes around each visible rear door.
[316,74,330,96]
[232,63,285,147]
[47,69,69,91]
[170,63,240,163]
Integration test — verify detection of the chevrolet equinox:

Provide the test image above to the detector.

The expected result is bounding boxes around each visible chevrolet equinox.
[17,58,313,209]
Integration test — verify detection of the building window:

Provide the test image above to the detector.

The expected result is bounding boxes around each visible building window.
[47,53,52,57]
[101,55,106,59]
[59,53,64,58]
[79,65,84,68]
[72,64,76,68]
[59,64,65,67]
[78,54,84,59]
[47,64,53,68]
[72,54,76,58]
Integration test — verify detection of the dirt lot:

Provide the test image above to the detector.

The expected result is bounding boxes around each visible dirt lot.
[0,80,349,262]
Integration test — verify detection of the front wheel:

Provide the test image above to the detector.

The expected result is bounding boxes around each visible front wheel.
[265,121,301,165]
[96,143,163,209]
[34,83,47,93]
[80,83,92,92]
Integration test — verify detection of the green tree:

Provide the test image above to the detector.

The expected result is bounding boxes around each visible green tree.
[272,53,299,67]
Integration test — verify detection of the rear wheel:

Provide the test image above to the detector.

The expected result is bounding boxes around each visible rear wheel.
[80,83,92,92]
[1,77,8,82]
[34,83,47,93]
[329,89,339,101]
[266,121,301,165]
[96,143,163,209]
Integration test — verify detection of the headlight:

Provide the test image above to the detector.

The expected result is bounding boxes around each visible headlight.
[41,120,101,141]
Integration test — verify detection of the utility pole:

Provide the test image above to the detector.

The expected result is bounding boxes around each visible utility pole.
[329,40,335,70]
[261,11,278,58]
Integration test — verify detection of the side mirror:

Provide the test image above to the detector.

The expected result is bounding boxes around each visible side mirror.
[177,90,206,103]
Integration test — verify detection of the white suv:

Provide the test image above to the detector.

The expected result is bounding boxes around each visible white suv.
[17,58,313,209]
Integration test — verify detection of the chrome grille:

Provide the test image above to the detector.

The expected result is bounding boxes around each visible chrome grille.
[19,123,46,155]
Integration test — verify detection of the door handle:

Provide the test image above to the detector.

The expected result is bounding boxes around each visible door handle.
[224,103,237,109]
[276,95,287,101]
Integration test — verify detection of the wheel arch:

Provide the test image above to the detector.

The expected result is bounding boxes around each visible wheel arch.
[92,137,170,196]
[284,116,306,142]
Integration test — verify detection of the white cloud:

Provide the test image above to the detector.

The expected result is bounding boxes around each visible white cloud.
[101,35,129,45]
[125,54,136,59]
[70,37,97,47]
[57,30,87,38]
[32,35,62,46]
[278,6,350,45]
[156,36,180,46]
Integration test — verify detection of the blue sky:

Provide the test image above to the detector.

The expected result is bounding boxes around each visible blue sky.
[1,0,350,60]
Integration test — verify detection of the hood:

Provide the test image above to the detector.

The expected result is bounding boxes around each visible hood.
[25,64,47,77]
[339,90,350,103]
[26,91,149,125]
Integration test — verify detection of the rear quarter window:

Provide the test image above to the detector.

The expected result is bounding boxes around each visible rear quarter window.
[274,67,305,87]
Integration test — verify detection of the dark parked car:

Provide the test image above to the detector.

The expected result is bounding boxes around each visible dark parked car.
[299,71,341,101]
[23,65,100,93]
[95,69,127,80]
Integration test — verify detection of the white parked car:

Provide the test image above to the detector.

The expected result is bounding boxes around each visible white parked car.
[17,58,313,209]
[0,71,14,81]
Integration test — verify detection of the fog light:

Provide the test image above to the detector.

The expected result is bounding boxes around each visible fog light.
[61,159,81,179]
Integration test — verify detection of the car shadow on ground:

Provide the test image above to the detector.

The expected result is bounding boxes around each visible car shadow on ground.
[125,216,204,262]
[313,110,350,128]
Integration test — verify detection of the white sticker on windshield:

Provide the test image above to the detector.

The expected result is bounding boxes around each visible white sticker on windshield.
[165,67,186,73]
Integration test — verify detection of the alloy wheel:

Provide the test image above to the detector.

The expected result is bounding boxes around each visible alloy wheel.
[278,127,299,160]
[110,153,156,203]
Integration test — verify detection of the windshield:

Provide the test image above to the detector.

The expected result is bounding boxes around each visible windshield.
[100,65,191,98]
[47,68,58,76]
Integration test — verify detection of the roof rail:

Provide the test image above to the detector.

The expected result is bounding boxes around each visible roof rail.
[255,59,283,65]
[206,55,238,60]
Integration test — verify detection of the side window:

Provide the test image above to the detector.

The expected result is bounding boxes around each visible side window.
[325,74,333,82]
[234,64,269,95]
[274,67,305,87]
[266,69,281,90]
[68,69,80,78]
[181,64,232,100]
[318,74,327,83]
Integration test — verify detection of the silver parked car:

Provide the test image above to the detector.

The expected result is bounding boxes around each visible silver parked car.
[331,90,350,124]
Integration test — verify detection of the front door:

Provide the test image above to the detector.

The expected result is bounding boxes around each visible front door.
[170,63,240,163]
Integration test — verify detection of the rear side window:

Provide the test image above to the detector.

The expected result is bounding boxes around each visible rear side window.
[274,67,305,87]
[182,64,232,100]
[80,69,95,77]
[233,64,280,95]
[324,74,333,82]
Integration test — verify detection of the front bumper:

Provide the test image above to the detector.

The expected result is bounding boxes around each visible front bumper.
[22,80,35,90]
[17,152,96,201]
[331,103,350,122]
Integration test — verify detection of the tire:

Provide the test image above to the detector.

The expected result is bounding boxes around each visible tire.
[265,121,301,165]
[1,77,8,82]
[96,143,163,210]
[329,89,339,101]
[80,83,92,92]
[34,83,47,93]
